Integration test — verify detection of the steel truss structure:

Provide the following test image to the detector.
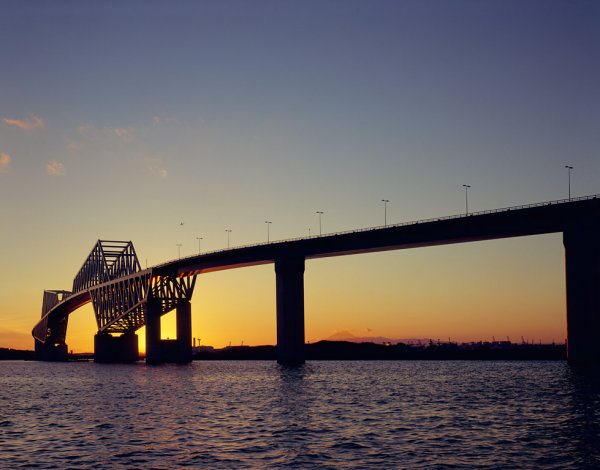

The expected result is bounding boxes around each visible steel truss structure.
[33,240,196,346]
[72,240,141,293]
[90,272,196,333]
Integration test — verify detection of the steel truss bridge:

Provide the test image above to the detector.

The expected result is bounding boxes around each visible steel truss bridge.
[33,194,600,364]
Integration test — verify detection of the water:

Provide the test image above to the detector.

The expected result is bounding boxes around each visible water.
[1,361,599,468]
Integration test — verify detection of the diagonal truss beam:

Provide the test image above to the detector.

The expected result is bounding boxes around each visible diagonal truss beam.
[88,270,197,334]
[72,240,141,293]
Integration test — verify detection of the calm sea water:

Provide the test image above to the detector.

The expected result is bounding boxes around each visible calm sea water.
[1,360,599,468]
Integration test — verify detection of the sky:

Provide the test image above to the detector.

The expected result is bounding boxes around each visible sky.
[1,0,598,352]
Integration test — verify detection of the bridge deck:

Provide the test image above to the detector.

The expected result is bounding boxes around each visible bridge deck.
[157,194,600,277]
[33,194,600,343]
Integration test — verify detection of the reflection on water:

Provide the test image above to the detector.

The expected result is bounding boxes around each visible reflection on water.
[1,361,599,468]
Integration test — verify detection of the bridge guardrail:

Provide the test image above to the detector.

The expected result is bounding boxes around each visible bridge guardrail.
[153,193,600,268]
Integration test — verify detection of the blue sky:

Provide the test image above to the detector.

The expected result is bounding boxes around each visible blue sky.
[1,1,598,349]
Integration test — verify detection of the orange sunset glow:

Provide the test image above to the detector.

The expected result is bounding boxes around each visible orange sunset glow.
[0,1,597,355]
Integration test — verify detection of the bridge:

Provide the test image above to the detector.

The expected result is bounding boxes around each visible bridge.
[32,194,600,364]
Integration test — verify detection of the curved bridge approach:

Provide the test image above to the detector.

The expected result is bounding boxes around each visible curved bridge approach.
[33,195,600,364]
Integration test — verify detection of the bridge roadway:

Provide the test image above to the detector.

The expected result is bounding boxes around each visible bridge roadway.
[33,194,600,364]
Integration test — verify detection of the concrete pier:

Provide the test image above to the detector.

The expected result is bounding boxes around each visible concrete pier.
[145,299,192,364]
[275,256,305,365]
[94,332,139,363]
[175,300,192,364]
[34,340,68,361]
[145,299,163,365]
[564,223,600,364]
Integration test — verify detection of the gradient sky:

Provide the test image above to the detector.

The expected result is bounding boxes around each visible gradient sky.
[1,0,598,352]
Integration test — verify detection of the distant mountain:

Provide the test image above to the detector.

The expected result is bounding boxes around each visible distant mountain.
[324,331,428,345]
[326,330,357,341]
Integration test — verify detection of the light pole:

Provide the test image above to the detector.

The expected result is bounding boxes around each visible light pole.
[176,243,182,259]
[316,211,324,236]
[225,229,232,248]
[196,236,203,255]
[265,221,272,242]
[381,199,389,226]
[565,165,573,200]
[462,184,471,215]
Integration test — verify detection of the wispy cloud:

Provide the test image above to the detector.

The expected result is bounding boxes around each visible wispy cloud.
[0,153,11,173]
[71,121,167,178]
[106,127,135,143]
[76,123,93,136]
[152,116,181,126]
[148,162,168,179]
[133,152,168,179]
[65,138,81,153]
[3,114,45,130]
[46,160,66,176]
[152,115,185,127]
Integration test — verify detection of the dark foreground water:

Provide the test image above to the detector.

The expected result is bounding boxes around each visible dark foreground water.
[1,361,599,468]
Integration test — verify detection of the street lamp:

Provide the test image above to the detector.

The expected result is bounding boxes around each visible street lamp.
[565,165,574,200]
[196,237,203,255]
[225,229,232,248]
[316,211,324,236]
[265,221,272,243]
[462,184,471,215]
[381,199,390,226]
[176,243,182,259]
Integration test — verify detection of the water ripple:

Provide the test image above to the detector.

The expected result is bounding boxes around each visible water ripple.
[1,361,599,467]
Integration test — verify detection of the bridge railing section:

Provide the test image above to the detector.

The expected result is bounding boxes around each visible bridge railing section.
[72,240,142,293]
[153,193,600,268]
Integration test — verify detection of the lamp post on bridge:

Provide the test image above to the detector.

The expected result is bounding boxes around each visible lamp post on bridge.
[176,243,182,259]
[196,237,203,255]
[462,184,471,215]
[565,165,574,200]
[265,221,272,242]
[381,199,390,227]
[225,229,232,249]
[316,211,324,236]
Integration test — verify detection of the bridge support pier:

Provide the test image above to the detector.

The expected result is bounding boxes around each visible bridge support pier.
[145,299,163,365]
[175,300,192,364]
[564,224,600,364]
[94,332,139,363]
[34,340,68,361]
[145,299,192,364]
[275,256,305,365]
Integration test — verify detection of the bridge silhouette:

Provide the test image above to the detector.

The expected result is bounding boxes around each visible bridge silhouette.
[33,194,600,364]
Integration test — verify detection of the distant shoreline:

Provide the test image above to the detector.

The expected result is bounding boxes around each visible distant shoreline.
[194,340,566,361]
[2,341,566,362]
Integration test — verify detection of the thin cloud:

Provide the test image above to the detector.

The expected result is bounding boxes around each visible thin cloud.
[65,138,81,153]
[152,115,184,127]
[106,127,135,143]
[76,123,93,136]
[148,162,168,179]
[0,153,11,173]
[46,160,66,176]
[3,114,45,130]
